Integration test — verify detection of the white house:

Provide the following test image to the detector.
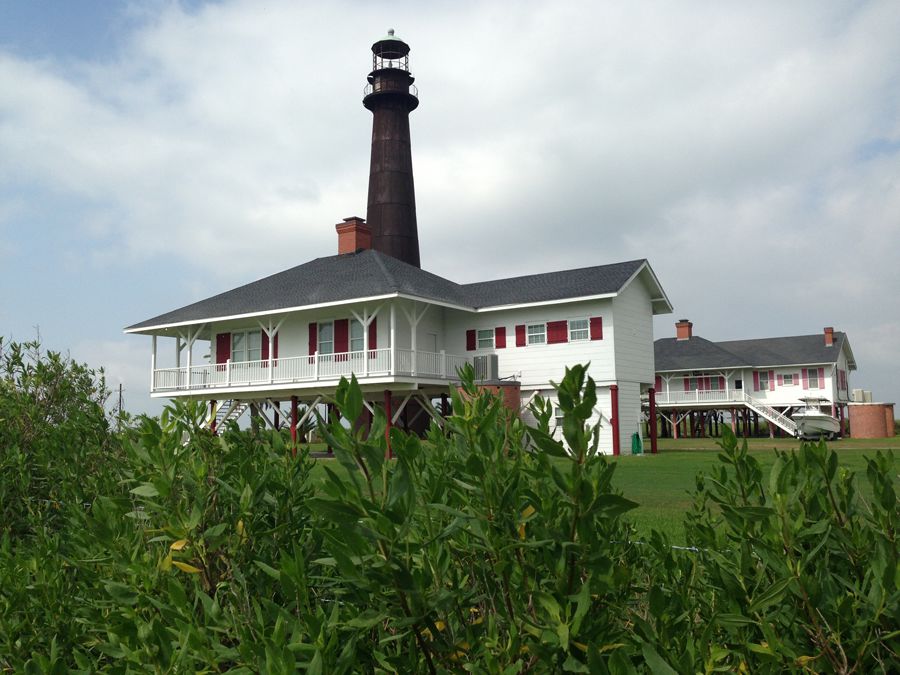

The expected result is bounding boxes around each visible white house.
[652,319,857,438]
[125,30,672,455]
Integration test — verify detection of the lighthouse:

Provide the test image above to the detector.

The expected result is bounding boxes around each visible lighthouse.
[363,29,421,268]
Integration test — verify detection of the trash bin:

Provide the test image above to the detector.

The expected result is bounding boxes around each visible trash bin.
[631,432,643,455]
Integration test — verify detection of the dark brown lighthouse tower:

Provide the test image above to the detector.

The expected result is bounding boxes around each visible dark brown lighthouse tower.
[363,29,421,268]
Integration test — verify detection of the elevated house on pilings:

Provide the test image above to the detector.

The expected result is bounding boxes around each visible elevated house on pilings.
[124,30,673,456]
[650,320,857,440]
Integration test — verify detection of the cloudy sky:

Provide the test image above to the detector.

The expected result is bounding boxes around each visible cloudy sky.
[1,0,898,415]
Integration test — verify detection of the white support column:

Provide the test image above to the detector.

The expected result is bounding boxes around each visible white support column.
[150,335,157,391]
[175,337,181,368]
[390,303,396,376]
[314,351,319,380]
[185,329,192,389]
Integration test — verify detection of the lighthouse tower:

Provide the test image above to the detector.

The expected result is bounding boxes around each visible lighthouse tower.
[363,29,421,268]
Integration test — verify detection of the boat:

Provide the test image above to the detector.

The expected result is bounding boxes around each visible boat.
[792,397,841,439]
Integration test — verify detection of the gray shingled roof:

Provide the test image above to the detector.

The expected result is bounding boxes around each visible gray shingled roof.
[126,250,648,331]
[655,332,851,371]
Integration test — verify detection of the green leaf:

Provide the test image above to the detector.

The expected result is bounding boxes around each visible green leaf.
[749,576,793,614]
[130,483,159,498]
[254,560,281,580]
[640,643,677,675]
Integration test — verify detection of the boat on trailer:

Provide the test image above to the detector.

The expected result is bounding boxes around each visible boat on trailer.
[792,397,841,440]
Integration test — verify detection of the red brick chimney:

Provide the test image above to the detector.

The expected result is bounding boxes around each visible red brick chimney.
[824,326,834,347]
[675,319,693,341]
[336,216,372,254]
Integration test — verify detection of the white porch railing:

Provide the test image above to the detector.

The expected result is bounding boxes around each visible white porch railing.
[151,348,471,393]
[655,390,745,405]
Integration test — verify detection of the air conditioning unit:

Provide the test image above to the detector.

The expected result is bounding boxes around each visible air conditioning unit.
[473,354,499,381]
[852,388,865,402]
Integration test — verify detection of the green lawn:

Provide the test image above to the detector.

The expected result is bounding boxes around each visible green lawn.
[303,436,898,545]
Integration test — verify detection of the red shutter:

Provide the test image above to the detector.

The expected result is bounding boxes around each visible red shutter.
[547,320,568,344]
[655,375,662,390]
[777,374,783,386]
[769,370,775,391]
[274,334,279,359]
[466,329,476,351]
[589,316,603,340]
[802,368,809,390]
[753,371,760,391]
[719,376,725,389]
[704,377,711,390]
[368,319,377,350]
[684,377,690,392]
[261,330,269,361]
[515,324,526,347]
[334,319,349,357]
[308,322,317,355]
[495,326,506,349]
[818,367,825,389]
[215,333,231,364]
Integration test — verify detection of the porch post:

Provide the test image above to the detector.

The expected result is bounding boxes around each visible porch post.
[185,333,192,388]
[610,384,620,456]
[363,308,369,378]
[672,412,679,440]
[384,389,393,459]
[290,395,298,456]
[648,387,658,454]
[210,400,217,435]
[441,392,449,417]
[731,408,737,433]
[390,303,396,375]
[150,335,157,391]
[269,331,275,384]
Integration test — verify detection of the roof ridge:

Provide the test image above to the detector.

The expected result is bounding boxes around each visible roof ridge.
[369,249,399,291]
[460,258,645,289]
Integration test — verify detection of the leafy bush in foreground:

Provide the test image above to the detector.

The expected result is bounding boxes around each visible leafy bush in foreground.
[0,342,897,672]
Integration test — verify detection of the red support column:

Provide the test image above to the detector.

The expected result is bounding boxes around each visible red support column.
[610,384,620,456]
[839,404,845,436]
[648,387,658,454]
[384,389,393,459]
[210,400,217,435]
[290,396,298,457]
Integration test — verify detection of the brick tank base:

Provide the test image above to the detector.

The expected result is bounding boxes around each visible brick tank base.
[848,402,895,438]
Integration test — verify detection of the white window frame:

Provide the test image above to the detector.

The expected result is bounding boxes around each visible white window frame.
[318,321,334,355]
[808,369,820,389]
[231,329,262,363]
[350,319,364,353]
[477,328,494,350]
[568,318,589,342]
[526,323,546,346]
[758,371,769,391]
[709,376,720,391]
[783,373,794,386]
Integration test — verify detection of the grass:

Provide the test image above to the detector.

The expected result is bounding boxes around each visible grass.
[302,436,898,545]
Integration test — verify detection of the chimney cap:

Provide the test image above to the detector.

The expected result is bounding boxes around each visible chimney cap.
[373,29,410,59]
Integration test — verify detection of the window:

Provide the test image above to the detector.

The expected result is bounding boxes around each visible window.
[318,322,334,355]
[783,373,794,386]
[689,377,699,391]
[231,330,262,362]
[527,323,546,345]
[710,377,720,391]
[569,318,589,341]
[350,319,364,352]
[477,328,494,350]
[758,371,769,391]
[735,379,742,390]
[808,369,819,389]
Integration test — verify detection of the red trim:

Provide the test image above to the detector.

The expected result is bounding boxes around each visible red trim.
[719,376,725,389]
[753,371,760,392]
[769,370,775,392]
[547,320,568,344]
[589,316,603,340]
[655,375,662,390]
[308,323,317,355]
[334,319,349,355]
[466,329,476,351]
[684,377,690,392]
[818,367,825,388]
[802,369,809,390]
[515,324,526,347]
[495,326,506,349]
[777,374,783,386]
[704,377,711,390]
[368,319,377,350]
[215,333,231,365]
